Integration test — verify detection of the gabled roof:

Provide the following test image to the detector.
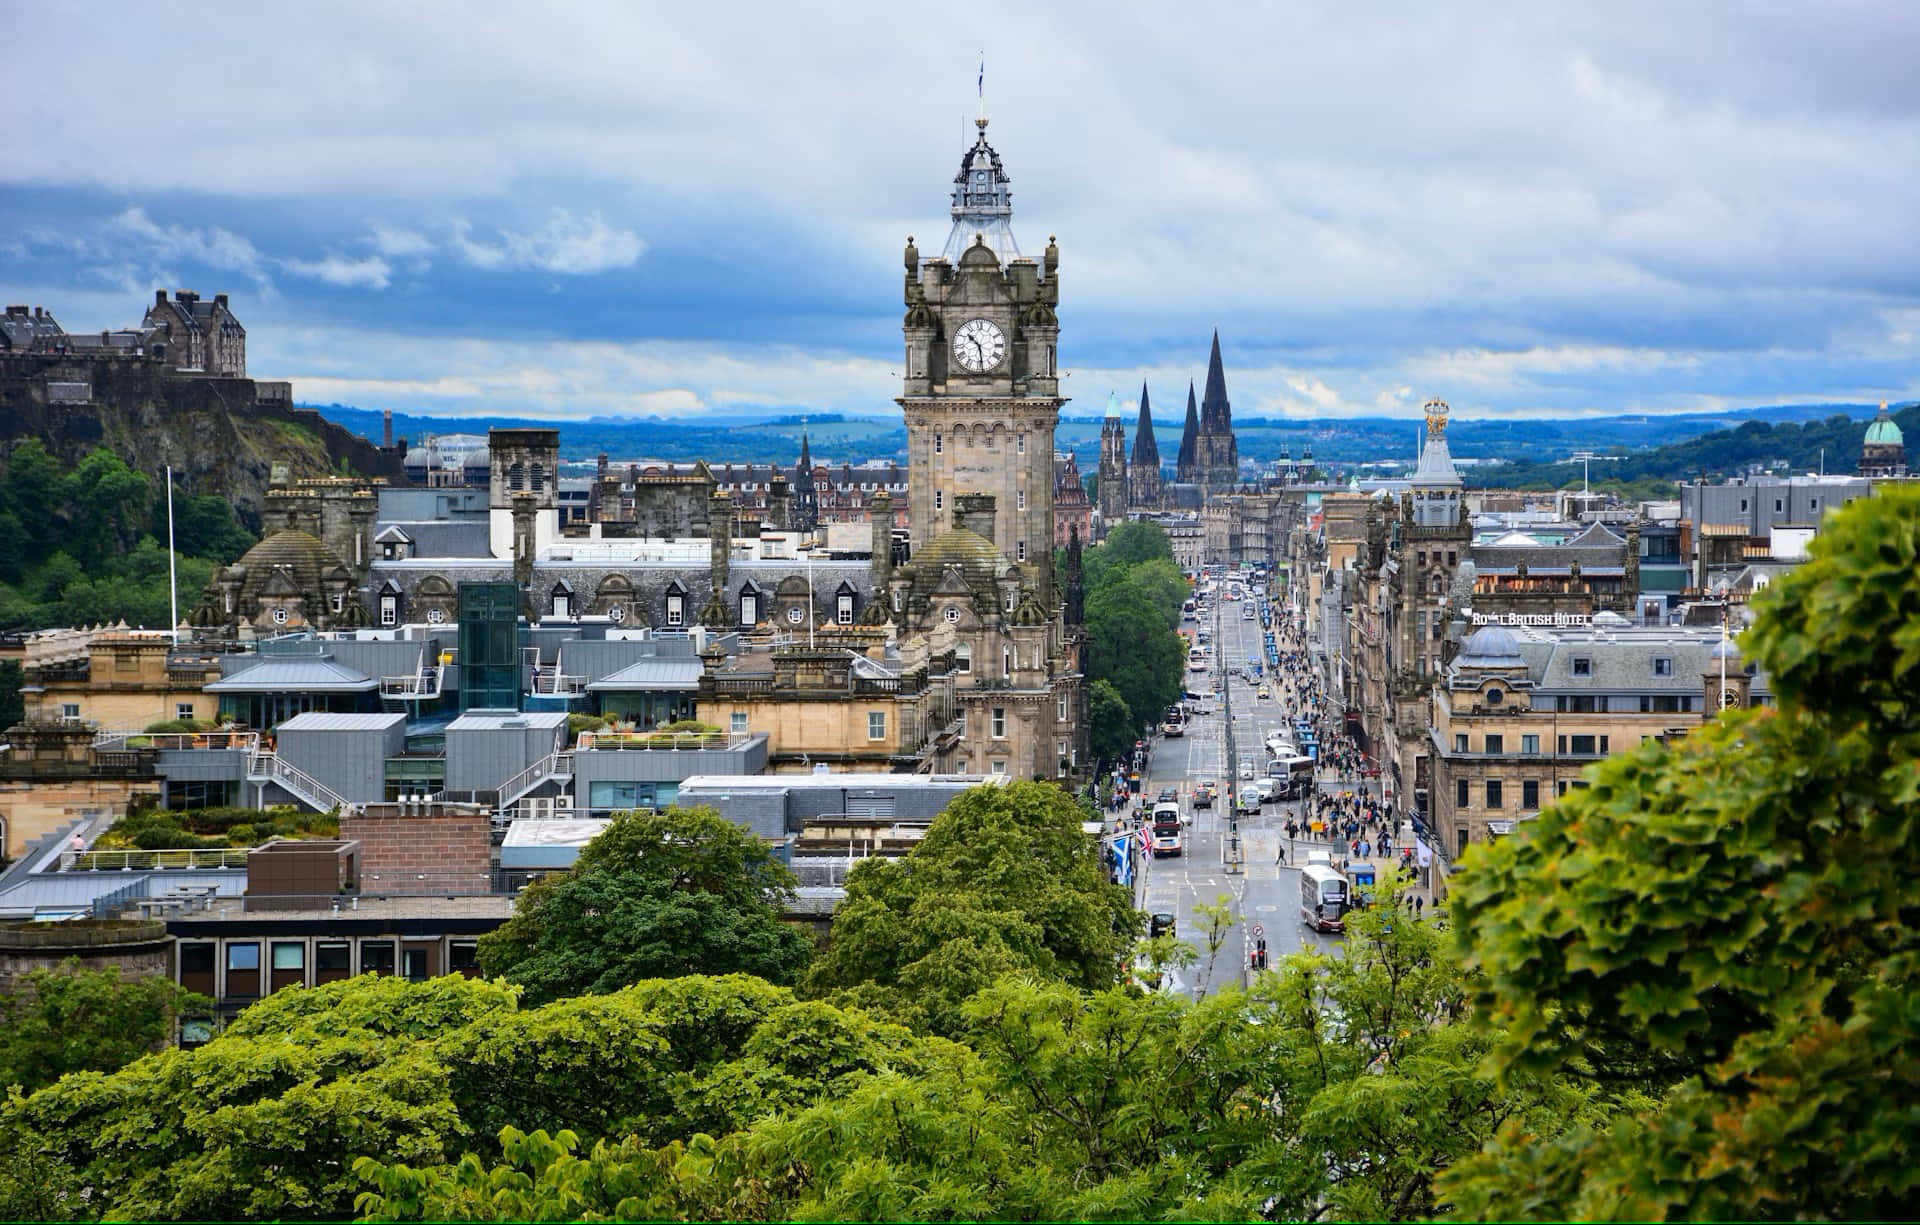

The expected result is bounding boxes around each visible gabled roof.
[1565,522,1626,548]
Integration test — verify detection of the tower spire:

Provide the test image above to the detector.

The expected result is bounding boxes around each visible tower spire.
[1130,383,1161,468]
[1177,381,1200,480]
[1201,329,1230,430]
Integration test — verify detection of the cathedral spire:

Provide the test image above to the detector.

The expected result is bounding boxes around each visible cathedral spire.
[1177,381,1201,478]
[1201,329,1231,430]
[1130,382,1161,469]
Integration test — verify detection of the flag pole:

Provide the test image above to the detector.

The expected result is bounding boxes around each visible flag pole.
[165,464,180,646]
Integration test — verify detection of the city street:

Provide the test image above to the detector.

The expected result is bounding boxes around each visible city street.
[1134,591,1339,997]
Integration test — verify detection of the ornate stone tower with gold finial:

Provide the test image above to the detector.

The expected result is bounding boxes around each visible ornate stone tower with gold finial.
[898,116,1064,607]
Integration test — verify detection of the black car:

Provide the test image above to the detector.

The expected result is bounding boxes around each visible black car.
[1149,912,1177,938]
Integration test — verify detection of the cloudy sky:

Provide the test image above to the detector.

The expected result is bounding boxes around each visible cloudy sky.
[4,1,1917,424]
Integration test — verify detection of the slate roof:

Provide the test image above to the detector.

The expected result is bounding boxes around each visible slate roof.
[381,521,493,558]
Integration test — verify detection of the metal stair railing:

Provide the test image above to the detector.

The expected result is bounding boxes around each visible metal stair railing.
[249,751,351,813]
[495,752,574,810]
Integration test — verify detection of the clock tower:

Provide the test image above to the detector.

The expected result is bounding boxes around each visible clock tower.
[899,116,1063,605]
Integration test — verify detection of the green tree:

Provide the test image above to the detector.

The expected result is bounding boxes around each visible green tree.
[60,449,150,560]
[808,780,1138,1035]
[0,439,64,572]
[1097,519,1175,569]
[0,960,211,1094]
[478,805,813,1005]
[1446,485,1920,1220]
[1084,580,1186,737]
[1086,678,1135,764]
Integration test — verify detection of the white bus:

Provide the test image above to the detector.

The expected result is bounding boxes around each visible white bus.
[1300,865,1348,933]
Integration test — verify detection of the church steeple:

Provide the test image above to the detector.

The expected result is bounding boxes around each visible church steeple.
[943,118,1020,265]
[1130,383,1160,469]
[791,429,819,533]
[1176,381,1201,481]
[1201,329,1231,431]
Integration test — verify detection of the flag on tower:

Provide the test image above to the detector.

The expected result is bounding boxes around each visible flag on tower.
[978,57,984,98]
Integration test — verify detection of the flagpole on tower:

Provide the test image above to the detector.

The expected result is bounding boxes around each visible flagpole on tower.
[978,54,985,121]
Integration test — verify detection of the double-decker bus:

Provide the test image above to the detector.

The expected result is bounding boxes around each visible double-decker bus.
[1300,865,1349,933]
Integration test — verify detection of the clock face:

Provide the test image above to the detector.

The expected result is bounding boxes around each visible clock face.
[787,606,805,624]
[270,607,289,625]
[426,608,445,624]
[951,318,1006,372]
[608,605,625,623]
[1719,687,1739,709]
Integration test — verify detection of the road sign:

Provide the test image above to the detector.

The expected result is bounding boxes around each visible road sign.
[1252,923,1265,938]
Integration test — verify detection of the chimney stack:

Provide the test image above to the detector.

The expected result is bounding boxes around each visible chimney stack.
[955,493,997,542]
[214,293,229,310]
[156,289,168,307]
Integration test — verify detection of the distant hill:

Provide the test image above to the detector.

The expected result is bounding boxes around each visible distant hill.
[305,398,1902,485]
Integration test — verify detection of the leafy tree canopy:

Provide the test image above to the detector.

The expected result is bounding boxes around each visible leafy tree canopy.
[806,780,1138,1034]
[0,441,254,628]
[0,960,211,1095]
[478,805,813,1005]
[1447,484,1920,1219]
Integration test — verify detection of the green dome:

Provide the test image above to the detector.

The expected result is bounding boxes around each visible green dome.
[1865,415,1904,446]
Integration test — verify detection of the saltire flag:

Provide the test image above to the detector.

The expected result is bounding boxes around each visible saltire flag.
[978,57,984,98]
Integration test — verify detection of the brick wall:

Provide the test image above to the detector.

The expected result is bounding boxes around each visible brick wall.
[339,809,491,895]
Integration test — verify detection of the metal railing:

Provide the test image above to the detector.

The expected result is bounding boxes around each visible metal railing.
[380,668,444,699]
[95,731,258,753]
[528,671,588,697]
[248,751,350,813]
[63,847,251,872]
[490,751,574,810]
[574,731,749,752]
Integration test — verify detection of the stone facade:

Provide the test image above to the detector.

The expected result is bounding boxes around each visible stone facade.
[0,723,159,860]
[1053,452,1091,547]
[141,289,246,377]
[0,920,172,995]
[1427,622,1762,857]
[18,628,221,728]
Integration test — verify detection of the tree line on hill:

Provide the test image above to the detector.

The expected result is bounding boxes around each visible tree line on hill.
[1,472,1914,1220]
[0,440,257,636]
[1474,403,1918,493]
